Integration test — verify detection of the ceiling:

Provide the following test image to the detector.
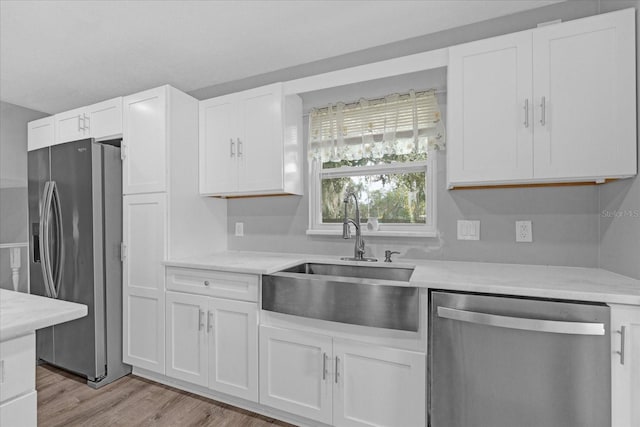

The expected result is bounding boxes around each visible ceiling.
[1,0,562,114]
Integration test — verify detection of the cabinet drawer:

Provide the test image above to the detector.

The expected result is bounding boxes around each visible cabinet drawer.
[0,334,35,403]
[166,267,258,302]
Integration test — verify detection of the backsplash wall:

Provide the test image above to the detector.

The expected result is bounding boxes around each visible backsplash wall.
[227,153,601,267]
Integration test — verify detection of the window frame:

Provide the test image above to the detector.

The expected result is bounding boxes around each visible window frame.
[307,152,437,237]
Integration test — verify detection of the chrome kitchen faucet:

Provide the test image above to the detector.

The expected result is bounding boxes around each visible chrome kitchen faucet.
[341,190,377,262]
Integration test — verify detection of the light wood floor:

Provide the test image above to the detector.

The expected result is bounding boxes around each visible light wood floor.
[36,365,294,427]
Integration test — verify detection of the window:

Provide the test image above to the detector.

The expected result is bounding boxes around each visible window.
[308,89,444,236]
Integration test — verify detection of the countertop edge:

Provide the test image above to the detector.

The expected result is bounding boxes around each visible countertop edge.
[0,305,87,342]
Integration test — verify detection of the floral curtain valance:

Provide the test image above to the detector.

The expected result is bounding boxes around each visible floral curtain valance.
[309,89,445,164]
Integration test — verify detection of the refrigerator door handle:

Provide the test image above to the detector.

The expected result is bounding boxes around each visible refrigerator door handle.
[50,181,64,299]
[39,182,54,298]
[437,306,605,335]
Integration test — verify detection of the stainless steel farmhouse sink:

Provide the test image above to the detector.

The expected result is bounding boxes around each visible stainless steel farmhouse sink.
[262,262,418,331]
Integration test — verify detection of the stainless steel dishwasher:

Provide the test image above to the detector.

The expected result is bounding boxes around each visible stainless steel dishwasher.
[429,291,610,427]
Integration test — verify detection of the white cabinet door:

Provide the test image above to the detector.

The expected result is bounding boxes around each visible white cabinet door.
[259,326,333,424]
[0,391,36,427]
[208,298,258,402]
[199,95,237,195]
[165,291,207,386]
[533,9,636,180]
[447,31,533,187]
[122,193,166,373]
[611,304,640,427]
[54,106,86,144]
[123,87,167,194]
[0,333,35,404]
[198,83,302,197]
[237,84,283,193]
[85,97,123,140]
[333,340,426,427]
[27,116,54,151]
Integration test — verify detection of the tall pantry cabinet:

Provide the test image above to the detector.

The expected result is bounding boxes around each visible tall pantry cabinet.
[121,85,226,374]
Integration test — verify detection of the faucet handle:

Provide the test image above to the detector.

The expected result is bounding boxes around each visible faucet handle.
[384,250,401,262]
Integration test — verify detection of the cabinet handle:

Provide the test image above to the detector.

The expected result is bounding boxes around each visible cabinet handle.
[540,96,546,126]
[207,310,213,333]
[84,114,90,132]
[616,326,626,365]
[237,138,243,157]
[230,139,235,157]
[204,280,209,287]
[523,99,529,128]
[322,353,328,380]
[78,115,83,132]
[198,309,204,331]
[335,356,339,384]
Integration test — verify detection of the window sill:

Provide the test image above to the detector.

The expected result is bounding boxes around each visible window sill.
[306,229,437,238]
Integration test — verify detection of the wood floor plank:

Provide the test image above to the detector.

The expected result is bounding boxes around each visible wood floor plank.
[36,365,293,427]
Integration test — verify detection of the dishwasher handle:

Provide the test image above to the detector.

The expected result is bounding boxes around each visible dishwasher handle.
[437,306,605,336]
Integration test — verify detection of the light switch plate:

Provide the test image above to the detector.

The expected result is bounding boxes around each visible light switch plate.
[235,222,244,237]
[457,220,480,240]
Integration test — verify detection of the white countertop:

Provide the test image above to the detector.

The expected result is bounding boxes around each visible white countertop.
[0,289,88,341]
[165,251,640,305]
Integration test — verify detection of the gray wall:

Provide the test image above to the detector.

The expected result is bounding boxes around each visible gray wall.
[217,1,612,268]
[598,0,640,279]
[0,101,48,291]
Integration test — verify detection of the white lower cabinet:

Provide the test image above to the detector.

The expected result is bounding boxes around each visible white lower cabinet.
[610,304,640,427]
[0,391,37,427]
[165,291,208,386]
[260,326,333,424]
[333,340,426,427]
[0,333,36,427]
[166,291,258,402]
[259,325,426,427]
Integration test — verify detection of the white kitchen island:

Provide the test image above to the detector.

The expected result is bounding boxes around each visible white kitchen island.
[0,289,87,427]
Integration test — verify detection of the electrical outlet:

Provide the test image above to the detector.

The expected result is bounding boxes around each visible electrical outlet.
[515,220,532,242]
[235,222,244,237]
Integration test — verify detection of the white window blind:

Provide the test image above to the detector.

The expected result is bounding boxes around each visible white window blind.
[309,89,445,163]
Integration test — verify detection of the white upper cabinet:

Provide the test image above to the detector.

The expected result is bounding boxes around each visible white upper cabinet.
[27,116,55,151]
[84,97,123,140]
[28,97,122,151]
[199,82,303,197]
[447,8,636,188]
[532,10,637,180]
[54,97,123,145]
[122,87,167,194]
[447,31,533,184]
[55,105,87,144]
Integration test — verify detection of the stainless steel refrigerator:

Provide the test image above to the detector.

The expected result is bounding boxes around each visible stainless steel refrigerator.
[28,138,131,388]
